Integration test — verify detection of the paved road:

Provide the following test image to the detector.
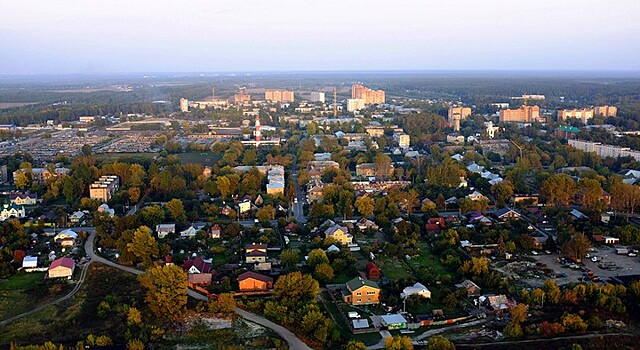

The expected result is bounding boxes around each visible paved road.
[290,155,307,224]
[85,232,310,349]
[0,258,92,327]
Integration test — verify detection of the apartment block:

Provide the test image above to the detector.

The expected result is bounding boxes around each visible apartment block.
[351,84,385,104]
[265,90,294,102]
[234,93,251,104]
[557,108,594,124]
[568,139,640,161]
[309,91,325,103]
[89,175,120,202]
[347,98,365,112]
[499,105,544,123]
[594,105,617,117]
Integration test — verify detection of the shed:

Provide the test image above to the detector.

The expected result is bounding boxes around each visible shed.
[380,314,408,330]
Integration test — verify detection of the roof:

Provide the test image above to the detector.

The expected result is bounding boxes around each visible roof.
[49,257,75,270]
[346,277,380,292]
[456,280,480,290]
[352,319,370,329]
[156,223,176,231]
[365,262,380,274]
[246,250,267,257]
[246,243,268,250]
[238,271,273,283]
[380,314,407,325]
[494,207,520,218]
[55,229,78,239]
[184,256,212,274]
[325,224,348,237]
[556,125,580,133]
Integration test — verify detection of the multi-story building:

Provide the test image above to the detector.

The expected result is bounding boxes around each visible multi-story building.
[356,163,395,178]
[309,91,325,103]
[351,84,385,104]
[594,105,617,117]
[0,203,25,221]
[499,105,544,123]
[265,90,294,102]
[347,98,365,112]
[568,139,640,161]
[325,224,353,246]
[234,93,251,104]
[343,277,381,305]
[557,108,594,124]
[448,107,472,132]
[13,167,70,185]
[179,98,189,112]
[89,175,120,202]
[394,133,410,148]
[266,166,285,195]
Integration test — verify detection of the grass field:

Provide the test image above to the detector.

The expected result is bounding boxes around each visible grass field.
[0,272,62,321]
[177,152,222,165]
[375,257,413,281]
[96,152,158,162]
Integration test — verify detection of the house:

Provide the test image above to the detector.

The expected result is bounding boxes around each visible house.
[325,224,353,246]
[183,256,216,285]
[570,209,589,220]
[492,207,521,221]
[425,217,446,234]
[238,271,273,291]
[380,314,408,330]
[0,203,25,221]
[48,257,75,278]
[210,224,221,239]
[180,225,200,239]
[22,256,38,269]
[467,191,487,201]
[69,211,85,224]
[97,203,115,217]
[357,218,379,232]
[466,162,484,173]
[9,192,37,206]
[343,277,381,305]
[401,282,431,299]
[603,236,620,245]
[156,224,176,239]
[326,244,340,253]
[456,280,481,297]
[483,294,516,312]
[308,184,325,203]
[365,262,382,281]
[469,213,493,225]
[245,243,268,264]
[54,229,78,247]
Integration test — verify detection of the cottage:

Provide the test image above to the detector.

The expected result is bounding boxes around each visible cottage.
[343,277,380,305]
[380,314,408,330]
[365,262,382,281]
[325,224,353,246]
[48,257,75,278]
[22,256,38,269]
[357,218,379,232]
[180,225,200,239]
[210,224,222,239]
[9,192,37,206]
[97,203,115,217]
[401,282,431,299]
[156,224,176,239]
[0,203,25,221]
[238,271,273,291]
[183,256,216,285]
[245,243,268,264]
[54,229,78,247]
[492,207,521,221]
[425,217,446,234]
[69,211,85,224]
[456,280,481,297]
[467,191,487,201]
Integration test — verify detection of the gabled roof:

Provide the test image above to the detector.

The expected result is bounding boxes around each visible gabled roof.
[245,243,268,250]
[238,271,273,283]
[346,277,379,292]
[184,256,213,274]
[49,257,75,270]
[325,224,349,237]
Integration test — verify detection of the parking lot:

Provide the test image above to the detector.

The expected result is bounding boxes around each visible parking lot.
[526,246,640,287]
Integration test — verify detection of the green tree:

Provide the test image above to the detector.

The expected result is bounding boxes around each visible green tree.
[280,249,301,268]
[314,263,334,283]
[242,149,258,165]
[346,340,367,350]
[427,335,455,350]
[491,180,514,208]
[542,279,561,305]
[562,233,590,262]
[138,264,188,322]
[208,293,236,316]
[273,272,320,309]
[384,335,414,350]
[126,226,159,267]
[307,248,329,269]
[540,174,576,207]
[139,205,165,229]
[165,198,186,225]
[216,176,232,198]
[82,144,92,156]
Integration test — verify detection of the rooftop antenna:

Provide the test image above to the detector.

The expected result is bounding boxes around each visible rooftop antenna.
[333,86,338,118]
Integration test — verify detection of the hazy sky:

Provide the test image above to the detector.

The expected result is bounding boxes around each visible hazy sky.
[1,0,639,74]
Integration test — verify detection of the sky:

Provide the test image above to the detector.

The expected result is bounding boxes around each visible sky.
[1,0,639,74]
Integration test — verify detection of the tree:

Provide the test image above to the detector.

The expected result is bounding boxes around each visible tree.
[540,174,576,207]
[138,264,188,322]
[280,249,301,268]
[314,263,334,283]
[126,226,159,267]
[384,335,414,350]
[128,187,141,204]
[208,293,236,316]
[256,205,275,223]
[374,153,393,179]
[216,176,232,198]
[561,313,588,332]
[307,248,329,269]
[542,279,561,305]
[165,198,186,225]
[427,335,455,350]
[273,272,320,309]
[127,340,145,350]
[461,257,489,277]
[509,303,528,324]
[346,340,367,350]
[127,307,142,326]
[242,149,258,165]
[491,181,514,208]
[562,233,590,262]
[576,178,603,210]
[82,144,92,156]
[14,171,31,190]
[139,205,165,229]
[353,196,374,218]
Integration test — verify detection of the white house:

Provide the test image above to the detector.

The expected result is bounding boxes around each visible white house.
[180,226,199,238]
[97,203,115,217]
[69,211,85,224]
[54,229,78,247]
[22,256,38,269]
[401,282,431,299]
[0,203,25,221]
[156,224,176,239]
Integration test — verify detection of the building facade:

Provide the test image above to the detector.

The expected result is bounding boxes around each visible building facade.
[346,98,365,112]
[309,91,325,103]
[89,175,120,202]
[179,98,189,112]
[265,90,294,102]
[594,105,617,117]
[351,84,385,104]
[499,105,544,123]
[557,108,594,124]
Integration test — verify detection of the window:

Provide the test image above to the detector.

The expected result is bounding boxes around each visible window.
[367,291,376,295]
[356,292,361,296]
[357,299,361,302]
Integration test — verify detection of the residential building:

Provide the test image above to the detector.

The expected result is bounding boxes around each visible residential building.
[89,175,120,202]
[234,93,251,104]
[568,139,640,161]
[48,257,75,278]
[97,203,115,217]
[22,256,38,269]
[456,280,481,297]
[69,211,85,224]
[448,107,472,132]
[343,277,381,305]
[54,229,78,247]
[401,282,431,299]
[183,256,216,285]
[265,90,294,102]
[492,207,522,221]
[394,133,410,148]
[179,98,189,112]
[347,98,365,112]
[557,108,594,124]
[324,224,353,246]
[356,163,394,178]
[0,203,25,221]
[238,271,273,291]
[156,223,176,239]
[13,167,70,185]
[594,105,617,117]
[380,314,408,330]
[351,84,385,104]
[210,224,221,239]
[266,166,285,195]
[245,243,268,264]
[9,192,37,206]
[499,105,544,123]
[365,262,381,281]
[309,91,325,103]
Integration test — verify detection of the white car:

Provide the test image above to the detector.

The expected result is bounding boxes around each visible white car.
[294,198,298,204]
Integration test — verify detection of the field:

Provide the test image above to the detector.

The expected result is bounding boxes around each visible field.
[177,152,222,165]
[0,272,72,321]
[375,257,413,281]
[95,152,158,162]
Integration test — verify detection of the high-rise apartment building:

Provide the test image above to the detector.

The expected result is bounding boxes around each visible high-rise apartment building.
[179,98,189,112]
[351,84,385,104]
[347,98,365,112]
[594,105,617,117]
[499,106,544,123]
[309,92,325,103]
[448,107,472,132]
[557,108,594,124]
[234,93,251,104]
[265,90,294,102]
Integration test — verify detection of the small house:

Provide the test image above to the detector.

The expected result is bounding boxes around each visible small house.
[9,192,37,206]
[456,280,481,297]
[343,277,380,306]
[380,314,408,330]
[156,224,176,239]
[210,224,221,239]
[238,271,273,291]
[492,207,521,221]
[69,211,85,224]
[54,229,78,247]
[325,224,353,246]
[245,243,268,264]
[22,256,38,269]
[48,257,75,278]
[401,282,431,299]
